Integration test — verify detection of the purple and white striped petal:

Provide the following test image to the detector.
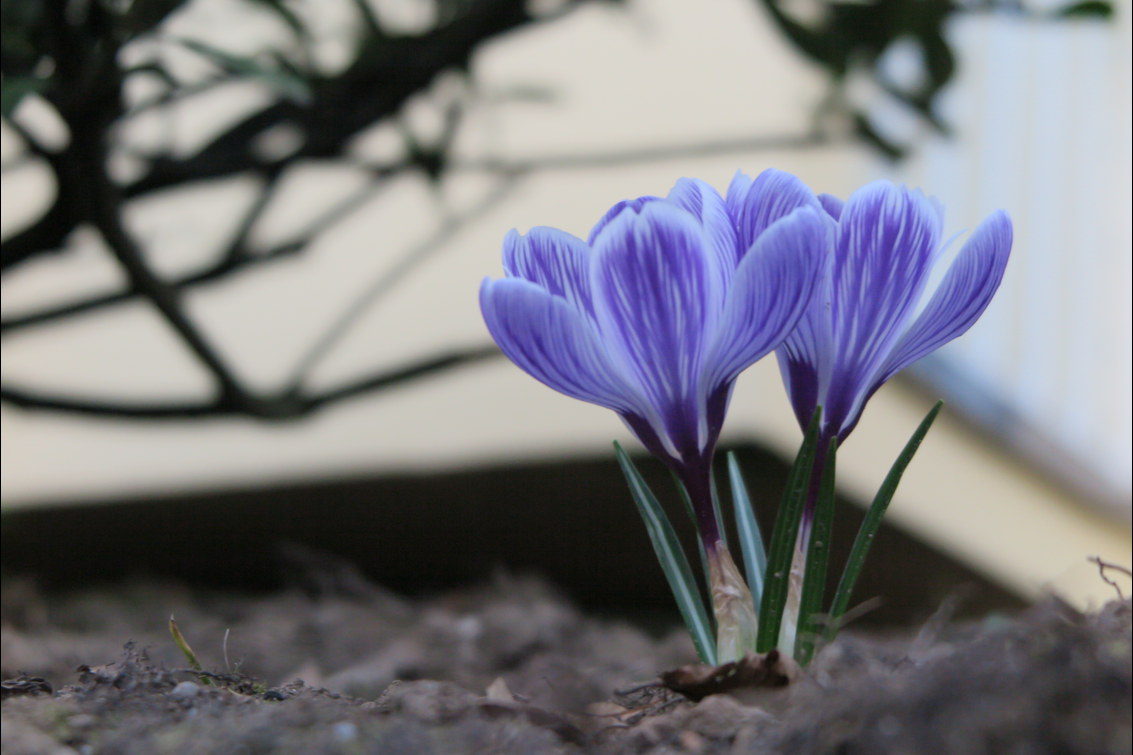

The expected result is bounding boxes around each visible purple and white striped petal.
[503,227,595,319]
[823,182,944,432]
[726,169,822,259]
[587,196,661,246]
[777,300,834,432]
[480,278,639,414]
[666,178,739,290]
[707,207,831,390]
[591,201,724,454]
[879,210,1013,383]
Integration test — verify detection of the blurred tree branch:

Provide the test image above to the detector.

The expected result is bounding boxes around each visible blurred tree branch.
[0,0,1111,421]
[1,0,571,419]
[754,0,1113,158]
[0,344,502,418]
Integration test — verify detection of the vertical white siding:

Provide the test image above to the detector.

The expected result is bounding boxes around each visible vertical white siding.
[886,14,1132,509]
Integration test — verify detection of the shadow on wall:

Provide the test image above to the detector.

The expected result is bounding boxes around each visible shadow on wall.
[0,441,1025,627]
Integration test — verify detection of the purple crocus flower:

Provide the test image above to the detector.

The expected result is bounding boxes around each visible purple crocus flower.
[729,176,1013,443]
[482,176,831,660]
[480,177,828,543]
[729,173,1011,654]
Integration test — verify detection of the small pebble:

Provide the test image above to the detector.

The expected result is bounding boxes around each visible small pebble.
[169,681,200,700]
[332,721,358,742]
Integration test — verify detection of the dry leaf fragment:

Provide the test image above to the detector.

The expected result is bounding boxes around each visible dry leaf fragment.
[659,650,799,701]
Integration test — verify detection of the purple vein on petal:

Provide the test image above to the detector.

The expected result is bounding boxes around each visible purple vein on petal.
[591,202,722,452]
[825,182,943,425]
[880,210,1013,383]
[666,177,739,291]
[503,227,596,320]
[708,206,831,390]
[726,169,822,259]
[480,278,638,414]
[587,196,661,246]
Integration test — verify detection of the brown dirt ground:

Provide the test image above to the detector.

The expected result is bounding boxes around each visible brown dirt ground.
[2,562,1130,755]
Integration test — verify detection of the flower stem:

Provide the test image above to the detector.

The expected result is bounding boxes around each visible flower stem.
[681,456,722,546]
[779,431,832,656]
[707,540,759,661]
[680,456,759,662]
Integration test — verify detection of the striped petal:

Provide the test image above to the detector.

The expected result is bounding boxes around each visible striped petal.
[587,196,661,246]
[879,211,1013,382]
[708,207,831,389]
[777,303,832,431]
[824,182,944,431]
[503,226,595,319]
[666,177,739,290]
[726,169,822,257]
[591,201,724,453]
[480,278,639,414]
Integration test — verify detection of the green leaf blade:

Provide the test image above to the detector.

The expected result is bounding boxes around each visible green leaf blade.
[795,438,838,665]
[614,442,717,665]
[827,401,944,637]
[670,470,711,591]
[756,410,822,653]
[728,452,766,605]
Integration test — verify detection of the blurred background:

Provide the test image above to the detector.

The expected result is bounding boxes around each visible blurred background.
[2,0,1130,620]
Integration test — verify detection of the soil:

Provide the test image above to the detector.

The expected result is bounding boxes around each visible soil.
[2,558,1130,755]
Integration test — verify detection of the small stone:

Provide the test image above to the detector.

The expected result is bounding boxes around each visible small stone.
[169,681,200,700]
[331,721,358,742]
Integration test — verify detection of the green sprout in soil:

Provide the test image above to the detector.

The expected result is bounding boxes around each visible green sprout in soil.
[169,616,213,686]
[169,617,272,695]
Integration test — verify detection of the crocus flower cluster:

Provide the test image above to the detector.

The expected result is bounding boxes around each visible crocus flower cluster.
[480,169,1011,661]
[481,175,828,539]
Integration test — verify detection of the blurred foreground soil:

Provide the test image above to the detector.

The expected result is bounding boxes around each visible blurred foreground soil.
[2,562,1129,754]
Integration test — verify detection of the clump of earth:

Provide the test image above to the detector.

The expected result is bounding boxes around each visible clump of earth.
[2,560,1129,754]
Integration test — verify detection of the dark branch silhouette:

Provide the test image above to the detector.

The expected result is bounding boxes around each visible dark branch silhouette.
[2,131,828,334]
[0,0,1108,421]
[1,0,568,420]
[1,344,502,419]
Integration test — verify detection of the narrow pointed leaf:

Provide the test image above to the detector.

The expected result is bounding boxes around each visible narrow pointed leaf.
[709,470,727,549]
[670,470,712,593]
[615,442,717,665]
[728,452,767,605]
[756,410,822,652]
[827,401,943,637]
[169,617,212,686]
[795,438,838,665]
